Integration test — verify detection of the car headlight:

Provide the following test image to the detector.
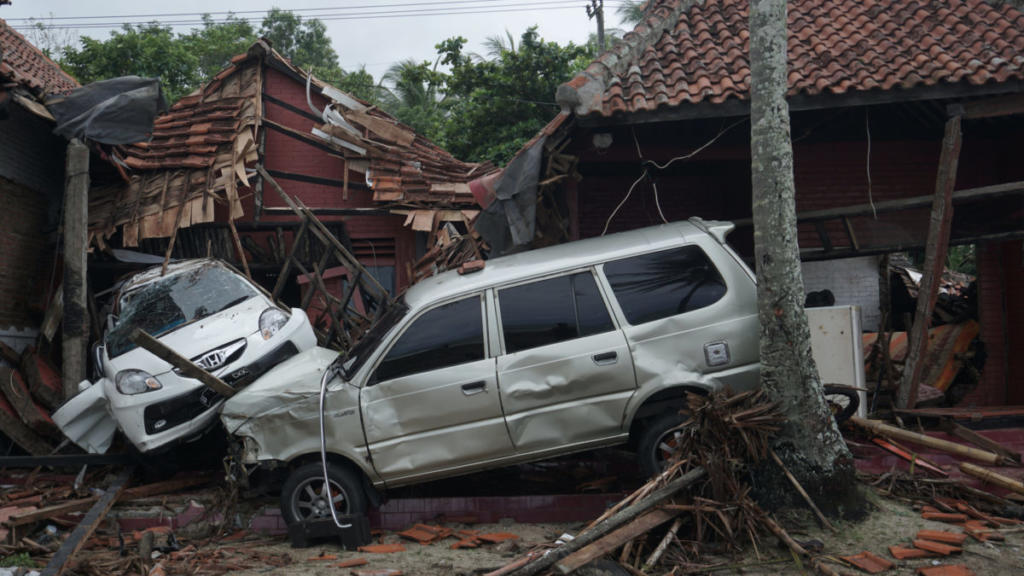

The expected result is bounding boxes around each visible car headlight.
[259,308,289,340]
[115,369,162,395]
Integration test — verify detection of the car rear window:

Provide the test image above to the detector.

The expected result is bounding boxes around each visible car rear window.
[373,296,485,382]
[105,264,259,357]
[603,245,726,325]
[498,272,615,354]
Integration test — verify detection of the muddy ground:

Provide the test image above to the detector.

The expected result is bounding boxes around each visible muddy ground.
[160,488,1023,576]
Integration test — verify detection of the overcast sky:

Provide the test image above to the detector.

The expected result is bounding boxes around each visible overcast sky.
[2,1,634,81]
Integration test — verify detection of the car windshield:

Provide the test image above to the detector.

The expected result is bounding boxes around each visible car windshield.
[105,264,260,358]
[339,300,408,380]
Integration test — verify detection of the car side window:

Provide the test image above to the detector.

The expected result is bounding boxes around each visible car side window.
[604,245,727,325]
[373,296,484,382]
[499,272,615,354]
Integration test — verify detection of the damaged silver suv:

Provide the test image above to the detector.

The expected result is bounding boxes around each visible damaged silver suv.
[220,218,760,524]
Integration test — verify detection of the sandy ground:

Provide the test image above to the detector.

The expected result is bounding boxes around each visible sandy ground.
[200,488,1023,576]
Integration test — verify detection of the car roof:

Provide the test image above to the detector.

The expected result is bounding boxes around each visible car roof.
[120,258,226,293]
[402,219,729,311]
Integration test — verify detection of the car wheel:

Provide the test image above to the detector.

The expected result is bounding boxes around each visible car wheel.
[636,411,688,479]
[280,462,368,525]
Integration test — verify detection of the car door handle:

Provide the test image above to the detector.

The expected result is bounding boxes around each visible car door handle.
[461,381,487,396]
[592,351,618,366]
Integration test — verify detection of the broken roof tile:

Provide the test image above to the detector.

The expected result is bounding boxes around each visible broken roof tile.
[561,0,1024,118]
[0,18,79,96]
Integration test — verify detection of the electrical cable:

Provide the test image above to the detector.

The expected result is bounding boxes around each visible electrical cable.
[630,128,667,224]
[318,361,351,529]
[866,108,877,219]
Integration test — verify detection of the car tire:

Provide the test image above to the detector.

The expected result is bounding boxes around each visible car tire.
[280,461,368,525]
[636,411,689,479]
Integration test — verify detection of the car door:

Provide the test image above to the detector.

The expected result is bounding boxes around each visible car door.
[495,270,636,452]
[600,243,760,395]
[360,294,514,483]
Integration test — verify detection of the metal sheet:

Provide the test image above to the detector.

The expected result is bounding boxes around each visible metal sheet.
[52,380,116,454]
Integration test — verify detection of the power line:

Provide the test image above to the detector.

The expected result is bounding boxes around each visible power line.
[2,0,594,22]
[8,1,629,30]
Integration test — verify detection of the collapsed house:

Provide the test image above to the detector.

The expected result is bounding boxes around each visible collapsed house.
[465,0,1024,407]
[87,39,492,297]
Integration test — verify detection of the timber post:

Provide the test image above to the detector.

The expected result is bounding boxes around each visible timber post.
[897,116,962,408]
[62,139,90,401]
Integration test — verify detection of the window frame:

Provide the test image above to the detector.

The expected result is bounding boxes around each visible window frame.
[367,292,490,385]
[492,267,619,356]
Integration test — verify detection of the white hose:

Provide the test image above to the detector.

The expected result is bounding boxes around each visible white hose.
[318,362,351,529]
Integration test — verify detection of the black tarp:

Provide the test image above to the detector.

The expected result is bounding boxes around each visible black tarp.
[47,76,166,145]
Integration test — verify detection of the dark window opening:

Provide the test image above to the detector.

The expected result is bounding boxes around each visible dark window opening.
[499,272,615,354]
[373,296,484,382]
[604,245,726,325]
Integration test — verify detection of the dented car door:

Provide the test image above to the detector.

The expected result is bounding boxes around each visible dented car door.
[495,271,636,451]
[360,294,514,484]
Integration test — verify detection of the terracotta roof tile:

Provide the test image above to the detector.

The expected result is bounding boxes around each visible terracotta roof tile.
[563,0,1024,118]
[0,18,78,95]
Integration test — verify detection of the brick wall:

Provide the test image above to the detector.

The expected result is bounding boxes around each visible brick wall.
[963,241,1008,406]
[254,67,417,290]
[801,256,880,330]
[0,175,50,329]
[0,104,66,203]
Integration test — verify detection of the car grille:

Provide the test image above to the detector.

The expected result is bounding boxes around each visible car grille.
[143,341,301,435]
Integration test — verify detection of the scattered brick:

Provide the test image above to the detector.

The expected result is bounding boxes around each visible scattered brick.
[912,539,961,556]
[351,570,402,576]
[839,551,893,574]
[307,554,338,561]
[915,530,968,546]
[916,565,975,576]
[357,543,406,554]
[450,539,480,550]
[889,546,937,560]
[921,512,968,523]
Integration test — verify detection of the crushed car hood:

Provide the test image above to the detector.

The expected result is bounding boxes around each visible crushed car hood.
[220,346,340,434]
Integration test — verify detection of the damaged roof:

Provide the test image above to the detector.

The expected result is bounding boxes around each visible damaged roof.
[92,39,492,247]
[557,0,1024,118]
[0,18,79,97]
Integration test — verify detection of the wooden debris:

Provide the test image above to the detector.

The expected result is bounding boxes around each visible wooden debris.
[959,462,1024,496]
[849,417,1001,465]
[769,448,836,531]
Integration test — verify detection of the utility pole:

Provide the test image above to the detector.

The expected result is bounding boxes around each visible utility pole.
[63,139,89,401]
[587,0,606,52]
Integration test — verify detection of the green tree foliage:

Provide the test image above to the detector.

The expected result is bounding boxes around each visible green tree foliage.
[61,23,199,101]
[182,14,257,83]
[259,8,343,86]
[381,59,448,140]
[434,28,591,165]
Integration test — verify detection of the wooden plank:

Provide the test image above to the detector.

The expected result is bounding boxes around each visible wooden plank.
[898,116,961,409]
[849,416,1000,465]
[944,421,1022,464]
[955,93,1024,119]
[842,216,860,251]
[129,329,235,398]
[960,463,1024,496]
[733,180,1024,227]
[516,467,705,576]
[272,218,309,301]
[41,467,133,576]
[555,508,678,574]
[228,218,251,279]
[5,473,216,528]
[814,221,833,252]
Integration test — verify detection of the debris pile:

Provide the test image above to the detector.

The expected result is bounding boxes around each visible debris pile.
[491,390,856,576]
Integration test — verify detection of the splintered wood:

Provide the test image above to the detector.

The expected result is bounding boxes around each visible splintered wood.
[495,389,833,576]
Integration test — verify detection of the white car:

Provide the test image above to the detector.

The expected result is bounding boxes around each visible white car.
[57,259,316,454]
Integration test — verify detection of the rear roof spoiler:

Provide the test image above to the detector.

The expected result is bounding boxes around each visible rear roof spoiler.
[688,217,735,244]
